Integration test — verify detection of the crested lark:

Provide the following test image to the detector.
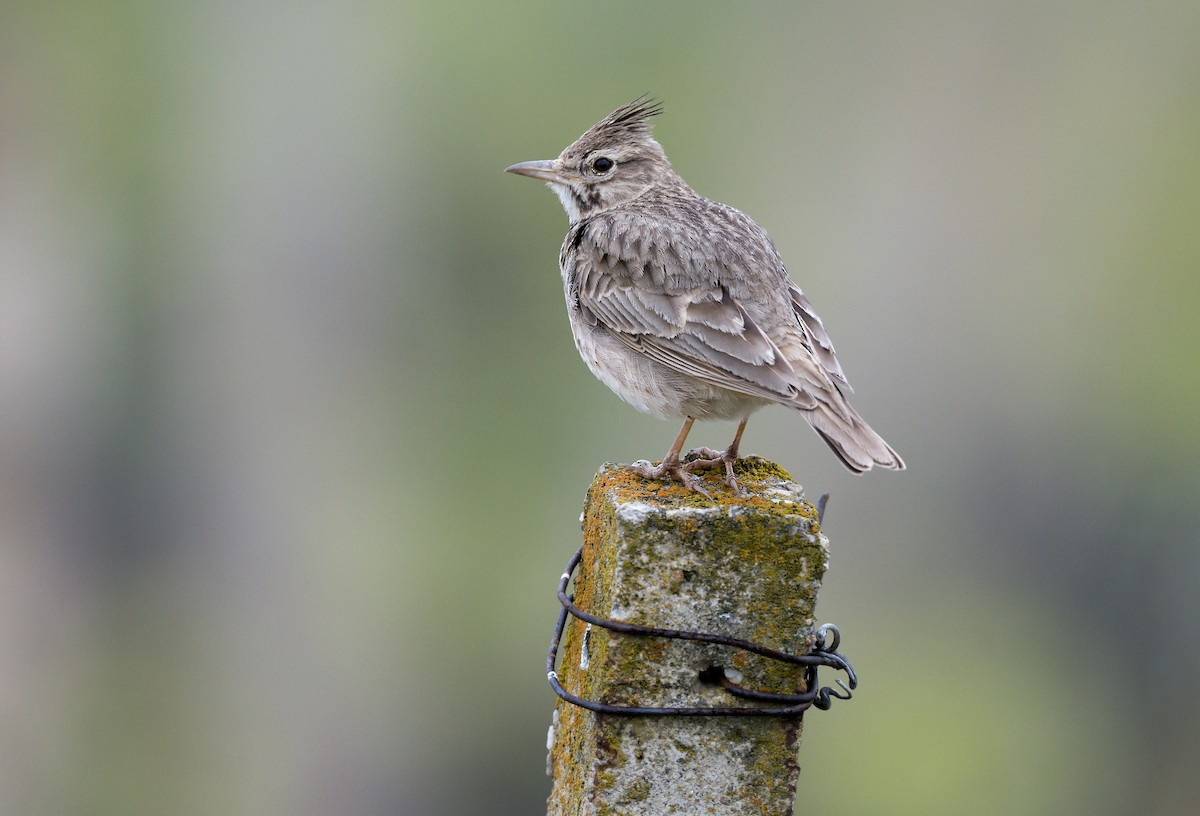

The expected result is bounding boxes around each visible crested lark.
[507,97,904,496]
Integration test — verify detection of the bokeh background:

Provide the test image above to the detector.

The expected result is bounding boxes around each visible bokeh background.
[2,1,1198,814]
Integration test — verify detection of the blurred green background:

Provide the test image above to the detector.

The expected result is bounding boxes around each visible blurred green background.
[2,1,1198,814]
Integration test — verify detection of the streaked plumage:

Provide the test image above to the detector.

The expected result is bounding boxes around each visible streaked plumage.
[507,97,903,495]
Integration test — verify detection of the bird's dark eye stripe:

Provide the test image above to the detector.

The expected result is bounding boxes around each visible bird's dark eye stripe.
[592,157,615,173]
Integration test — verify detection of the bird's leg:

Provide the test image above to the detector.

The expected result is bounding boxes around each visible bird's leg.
[632,417,712,497]
[682,418,748,496]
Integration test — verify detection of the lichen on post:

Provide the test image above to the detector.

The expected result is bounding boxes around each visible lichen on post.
[546,457,831,816]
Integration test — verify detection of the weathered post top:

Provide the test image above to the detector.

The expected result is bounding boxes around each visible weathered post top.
[547,457,832,816]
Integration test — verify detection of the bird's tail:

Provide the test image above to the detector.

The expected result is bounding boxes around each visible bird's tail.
[805,398,905,473]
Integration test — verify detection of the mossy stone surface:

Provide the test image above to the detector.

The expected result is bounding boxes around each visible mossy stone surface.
[547,459,830,816]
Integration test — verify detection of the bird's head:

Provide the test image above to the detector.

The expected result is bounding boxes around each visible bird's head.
[506,96,675,223]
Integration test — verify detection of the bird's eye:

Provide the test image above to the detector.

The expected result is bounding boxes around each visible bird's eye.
[591,157,615,174]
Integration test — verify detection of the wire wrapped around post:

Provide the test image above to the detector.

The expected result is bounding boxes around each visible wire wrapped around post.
[547,545,856,717]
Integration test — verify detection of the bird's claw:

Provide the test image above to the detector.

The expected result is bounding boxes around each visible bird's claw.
[682,450,746,497]
[631,459,713,499]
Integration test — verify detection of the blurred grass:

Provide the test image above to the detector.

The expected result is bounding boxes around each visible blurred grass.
[1,1,1198,815]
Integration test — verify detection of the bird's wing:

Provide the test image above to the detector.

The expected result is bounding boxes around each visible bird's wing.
[787,282,850,389]
[564,216,825,409]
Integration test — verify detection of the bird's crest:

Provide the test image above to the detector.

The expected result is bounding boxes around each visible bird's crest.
[575,95,663,149]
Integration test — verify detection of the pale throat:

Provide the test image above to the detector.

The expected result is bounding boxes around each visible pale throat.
[549,182,584,223]
[549,180,654,223]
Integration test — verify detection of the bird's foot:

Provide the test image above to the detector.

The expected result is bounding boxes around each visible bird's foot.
[631,458,713,499]
[682,448,746,497]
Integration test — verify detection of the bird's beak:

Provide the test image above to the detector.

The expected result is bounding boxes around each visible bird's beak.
[505,159,564,183]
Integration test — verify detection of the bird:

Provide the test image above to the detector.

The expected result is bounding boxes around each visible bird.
[506,96,904,496]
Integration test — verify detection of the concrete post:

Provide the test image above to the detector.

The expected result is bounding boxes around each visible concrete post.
[546,458,832,816]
